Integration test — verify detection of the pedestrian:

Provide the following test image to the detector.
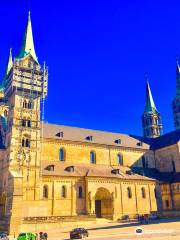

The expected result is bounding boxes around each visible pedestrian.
[44,232,48,240]
[39,232,43,240]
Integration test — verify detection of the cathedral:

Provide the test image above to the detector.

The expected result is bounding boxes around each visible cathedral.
[0,12,179,234]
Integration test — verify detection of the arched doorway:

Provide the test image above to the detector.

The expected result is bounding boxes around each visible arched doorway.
[95,188,113,219]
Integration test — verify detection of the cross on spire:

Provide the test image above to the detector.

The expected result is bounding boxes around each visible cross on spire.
[17,11,38,62]
[144,75,157,113]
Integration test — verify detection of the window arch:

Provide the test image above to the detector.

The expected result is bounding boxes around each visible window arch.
[43,185,48,199]
[22,119,26,127]
[25,138,30,148]
[28,101,33,109]
[4,110,7,117]
[141,187,146,198]
[117,153,123,165]
[27,120,31,128]
[78,186,83,198]
[59,148,65,161]
[127,187,132,198]
[61,185,67,198]
[90,151,96,164]
[22,138,25,147]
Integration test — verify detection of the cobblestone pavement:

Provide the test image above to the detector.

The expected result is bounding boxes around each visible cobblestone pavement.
[9,218,180,240]
[46,218,180,240]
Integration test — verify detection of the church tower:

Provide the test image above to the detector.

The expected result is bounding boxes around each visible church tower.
[142,79,163,138]
[172,59,180,130]
[1,11,48,233]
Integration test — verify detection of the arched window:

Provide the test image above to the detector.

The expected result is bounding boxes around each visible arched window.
[90,151,96,164]
[27,120,31,128]
[22,138,25,147]
[4,110,7,117]
[127,187,132,198]
[59,148,65,161]
[43,185,48,199]
[22,119,26,127]
[117,153,123,165]
[28,101,33,109]
[61,185,67,198]
[23,100,27,108]
[141,187,146,198]
[172,161,176,173]
[78,186,83,198]
[25,138,30,148]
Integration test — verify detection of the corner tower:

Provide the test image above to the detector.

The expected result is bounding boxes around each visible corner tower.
[1,11,48,234]
[172,59,180,130]
[142,79,163,138]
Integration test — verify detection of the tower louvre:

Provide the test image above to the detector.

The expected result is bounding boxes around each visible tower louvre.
[142,79,163,138]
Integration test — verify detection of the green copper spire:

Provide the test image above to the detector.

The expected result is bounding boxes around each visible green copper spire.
[0,48,13,91]
[5,48,13,76]
[144,79,157,113]
[17,11,38,62]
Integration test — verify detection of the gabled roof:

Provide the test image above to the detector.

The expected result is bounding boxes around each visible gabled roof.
[42,161,155,181]
[16,11,38,63]
[42,123,151,150]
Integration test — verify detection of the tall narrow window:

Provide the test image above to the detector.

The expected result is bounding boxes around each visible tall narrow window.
[142,156,146,168]
[61,185,67,198]
[27,120,31,128]
[165,200,169,208]
[141,187,146,198]
[59,148,65,161]
[172,161,176,173]
[117,153,123,165]
[28,101,33,109]
[90,151,96,164]
[43,185,48,199]
[22,119,26,127]
[78,186,83,198]
[23,100,27,108]
[127,187,132,198]
[22,138,25,147]
[25,139,30,148]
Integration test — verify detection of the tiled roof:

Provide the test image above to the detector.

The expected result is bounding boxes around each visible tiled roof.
[41,161,155,181]
[150,129,180,150]
[42,123,151,150]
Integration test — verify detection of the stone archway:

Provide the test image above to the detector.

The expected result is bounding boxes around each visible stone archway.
[95,187,113,219]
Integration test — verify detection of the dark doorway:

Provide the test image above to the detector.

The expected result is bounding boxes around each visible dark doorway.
[95,200,101,218]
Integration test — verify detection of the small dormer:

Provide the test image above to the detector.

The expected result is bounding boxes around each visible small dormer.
[114,139,121,144]
[126,170,134,175]
[111,169,120,175]
[65,166,74,172]
[86,136,93,141]
[45,165,55,171]
[56,132,64,138]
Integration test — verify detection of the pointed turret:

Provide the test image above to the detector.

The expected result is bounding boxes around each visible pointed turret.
[17,11,38,62]
[172,58,180,129]
[5,48,13,77]
[145,80,157,113]
[0,48,13,91]
[142,76,163,138]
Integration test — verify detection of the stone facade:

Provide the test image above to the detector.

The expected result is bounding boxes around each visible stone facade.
[0,12,179,235]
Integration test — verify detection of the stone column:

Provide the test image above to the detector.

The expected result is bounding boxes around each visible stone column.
[71,182,77,216]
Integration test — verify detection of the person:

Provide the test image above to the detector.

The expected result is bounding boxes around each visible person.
[39,232,43,240]
[43,232,48,240]
[35,233,38,240]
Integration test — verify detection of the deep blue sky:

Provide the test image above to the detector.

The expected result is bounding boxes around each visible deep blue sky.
[0,1,179,135]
